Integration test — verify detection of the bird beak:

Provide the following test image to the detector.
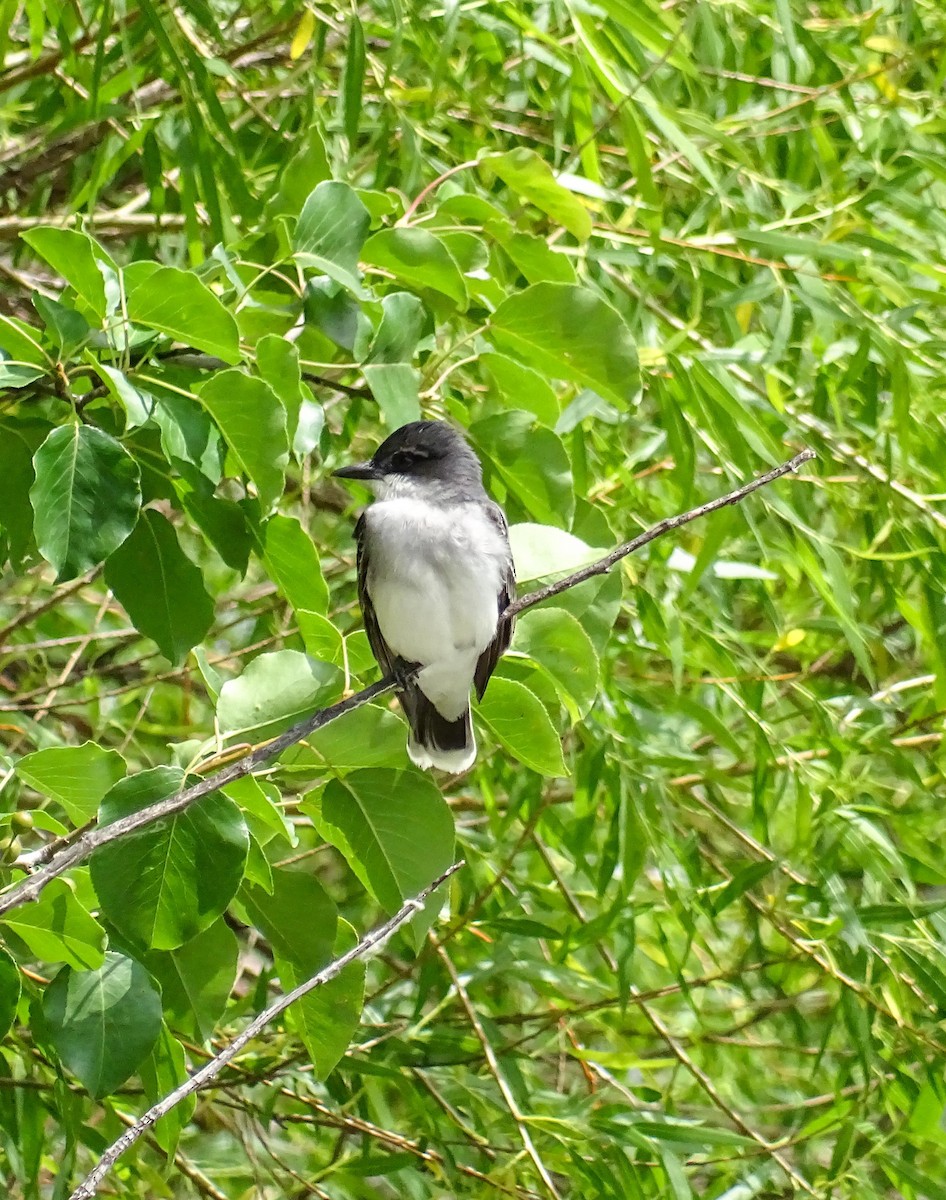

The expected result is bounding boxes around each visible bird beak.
[333,461,381,481]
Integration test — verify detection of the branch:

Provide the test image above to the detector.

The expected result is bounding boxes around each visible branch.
[504,447,815,620]
[68,862,464,1200]
[0,447,814,919]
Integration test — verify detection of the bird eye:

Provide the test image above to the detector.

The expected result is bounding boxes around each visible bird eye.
[388,451,412,471]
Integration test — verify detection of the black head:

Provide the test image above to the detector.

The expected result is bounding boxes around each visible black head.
[334,421,482,489]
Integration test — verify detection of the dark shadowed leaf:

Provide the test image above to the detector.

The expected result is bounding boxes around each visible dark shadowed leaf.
[43,952,162,1097]
[90,767,249,951]
[105,509,214,664]
[30,424,141,580]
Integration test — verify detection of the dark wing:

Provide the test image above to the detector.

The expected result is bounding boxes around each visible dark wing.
[474,503,516,701]
[354,513,398,680]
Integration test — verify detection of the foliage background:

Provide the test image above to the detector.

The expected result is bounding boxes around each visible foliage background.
[1,1,945,1197]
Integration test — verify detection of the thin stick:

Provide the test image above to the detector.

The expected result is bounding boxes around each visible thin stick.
[0,448,813,919]
[68,862,464,1200]
[504,447,815,620]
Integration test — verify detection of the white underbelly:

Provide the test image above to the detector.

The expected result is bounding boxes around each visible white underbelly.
[364,498,506,715]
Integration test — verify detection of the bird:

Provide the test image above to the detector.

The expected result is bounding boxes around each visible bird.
[334,420,515,773]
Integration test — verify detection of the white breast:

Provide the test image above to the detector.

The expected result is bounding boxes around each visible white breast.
[364,497,508,719]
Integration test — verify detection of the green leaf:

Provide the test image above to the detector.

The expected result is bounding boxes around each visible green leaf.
[104,509,214,665]
[280,920,365,1079]
[21,228,114,318]
[123,262,240,363]
[95,363,154,429]
[508,522,603,583]
[216,650,343,742]
[242,867,337,973]
[512,607,599,718]
[305,769,455,917]
[362,292,425,425]
[90,767,249,951]
[0,417,51,565]
[339,13,365,146]
[262,514,329,616]
[482,149,592,241]
[43,952,162,1097]
[16,742,126,825]
[477,677,568,777]
[363,363,422,427]
[198,369,289,514]
[294,180,371,296]
[145,920,239,1042]
[480,352,560,426]
[362,229,467,307]
[138,1025,194,1157]
[301,704,408,770]
[1,878,106,970]
[30,423,141,580]
[489,283,638,407]
[500,231,578,285]
[0,947,21,1040]
[269,122,331,218]
[256,335,306,449]
[470,411,574,526]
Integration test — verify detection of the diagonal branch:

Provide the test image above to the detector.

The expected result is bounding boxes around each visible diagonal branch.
[68,862,464,1200]
[0,447,814,920]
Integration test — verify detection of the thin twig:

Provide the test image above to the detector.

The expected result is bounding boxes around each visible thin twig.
[0,448,813,918]
[68,862,464,1200]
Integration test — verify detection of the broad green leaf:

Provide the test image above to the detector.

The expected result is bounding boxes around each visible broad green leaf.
[144,920,239,1042]
[256,335,306,448]
[30,424,141,580]
[362,229,466,308]
[480,352,559,426]
[0,948,20,1040]
[223,775,295,845]
[198,370,289,514]
[294,180,371,296]
[16,742,126,825]
[471,411,574,526]
[216,650,343,742]
[104,509,214,665]
[499,231,578,285]
[180,490,252,574]
[509,522,603,582]
[124,262,240,363]
[0,314,49,386]
[1,878,106,970]
[95,363,153,429]
[477,677,568,777]
[21,228,114,318]
[263,514,329,616]
[305,769,455,917]
[269,122,331,217]
[512,607,600,718]
[300,703,408,770]
[153,391,225,486]
[296,609,344,664]
[241,867,337,973]
[363,363,422,427]
[43,952,162,1097]
[362,292,425,425]
[90,767,249,951]
[33,293,90,357]
[489,283,638,407]
[482,149,592,240]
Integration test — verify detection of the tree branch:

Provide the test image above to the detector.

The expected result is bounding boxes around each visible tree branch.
[67,862,464,1200]
[0,447,814,919]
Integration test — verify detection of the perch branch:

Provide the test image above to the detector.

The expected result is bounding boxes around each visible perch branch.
[68,862,464,1200]
[0,447,814,919]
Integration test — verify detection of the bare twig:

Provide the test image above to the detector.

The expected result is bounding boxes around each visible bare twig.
[68,862,464,1200]
[0,448,813,918]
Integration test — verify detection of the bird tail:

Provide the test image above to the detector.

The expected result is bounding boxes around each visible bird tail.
[400,687,475,773]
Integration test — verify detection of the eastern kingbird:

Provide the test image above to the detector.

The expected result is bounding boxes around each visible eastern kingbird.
[335,420,515,773]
